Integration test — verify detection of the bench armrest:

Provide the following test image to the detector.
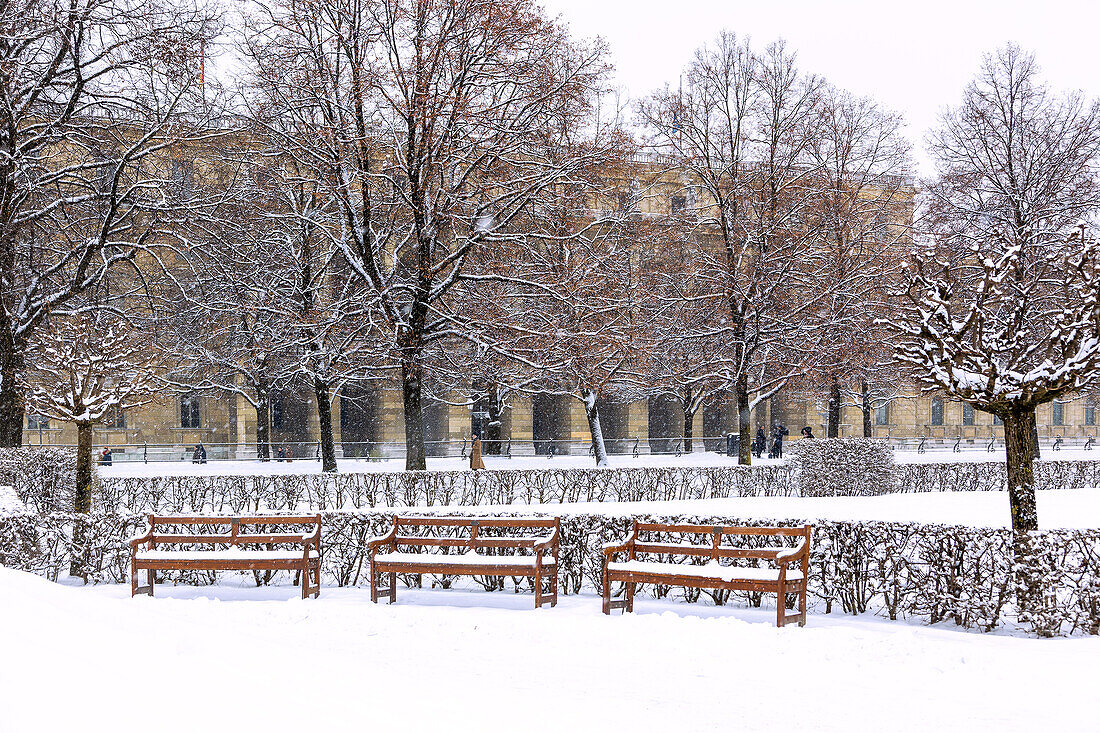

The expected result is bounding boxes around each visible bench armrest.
[366,526,397,554]
[532,527,559,553]
[128,526,153,550]
[602,529,638,559]
[776,537,807,563]
[302,524,321,544]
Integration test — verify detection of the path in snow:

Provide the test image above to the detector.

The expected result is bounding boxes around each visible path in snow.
[1,568,1095,733]
[97,447,1100,478]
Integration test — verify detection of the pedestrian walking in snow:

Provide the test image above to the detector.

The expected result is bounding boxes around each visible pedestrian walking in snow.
[98,446,112,466]
[754,428,766,458]
[192,442,207,464]
[771,424,789,459]
[801,426,815,439]
[470,433,486,471]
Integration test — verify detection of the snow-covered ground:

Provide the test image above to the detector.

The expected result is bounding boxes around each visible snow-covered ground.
[1,568,1095,733]
[441,489,1100,530]
[96,447,1100,477]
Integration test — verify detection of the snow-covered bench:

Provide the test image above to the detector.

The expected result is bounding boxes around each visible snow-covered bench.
[129,514,322,599]
[366,516,560,608]
[602,522,811,627]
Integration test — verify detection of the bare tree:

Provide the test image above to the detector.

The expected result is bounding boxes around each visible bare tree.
[241,0,609,469]
[639,34,838,464]
[890,46,1100,546]
[806,86,912,437]
[0,0,222,445]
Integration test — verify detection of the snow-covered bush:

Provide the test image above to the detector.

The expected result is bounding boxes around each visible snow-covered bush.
[0,448,79,513]
[787,439,897,497]
[5,506,1098,636]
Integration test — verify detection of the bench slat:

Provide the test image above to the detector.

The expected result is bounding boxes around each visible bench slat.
[633,542,791,558]
[150,516,320,525]
[395,517,556,529]
[395,537,545,548]
[635,522,808,536]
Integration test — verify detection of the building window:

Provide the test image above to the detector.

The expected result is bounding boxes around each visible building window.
[180,395,201,429]
[670,195,686,214]
[27,414,49,430]
[993,414,1003,426]
[962,402,974,426]
[930,397,944,426]
[1052,400,1065,426]
[1087,401,1096,426]
[272,396,284,431]
[874,403,888,426]
[103,406,126,429]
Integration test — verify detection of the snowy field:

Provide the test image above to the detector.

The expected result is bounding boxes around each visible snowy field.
[96,447,1100,477]
[455,489,1100,529]
[1,568,1095,733]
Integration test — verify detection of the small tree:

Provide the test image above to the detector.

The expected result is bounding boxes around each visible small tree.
[25,319,158,512]
[890,48,1100,627]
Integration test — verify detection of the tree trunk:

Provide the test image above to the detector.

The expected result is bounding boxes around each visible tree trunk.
[1031,418,1041,461]
[682,388,695,454]
[75,421,93,513]
[485,385,503,455]
[70,420,93,580]
[401,350,426,471]
[861,380,872,438]
[0,344,25,447]
[1004,406,1047,632]
[827,376,841,438]
[736,375,751,465]
[314,378,337,473]
[582,390,608,466]
[256,396,271,461]
[1004,407,1038,534]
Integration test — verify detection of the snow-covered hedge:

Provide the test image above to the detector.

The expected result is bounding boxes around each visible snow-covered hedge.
[0,448,78,513]
[5,508,1097,637]
[92,465,796,512]
[88,459,1100,513]
[788,439,897,497]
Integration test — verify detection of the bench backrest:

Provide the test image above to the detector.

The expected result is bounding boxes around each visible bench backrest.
[630,521,810,561]
[147,514,321,546]
[391,516,559,551]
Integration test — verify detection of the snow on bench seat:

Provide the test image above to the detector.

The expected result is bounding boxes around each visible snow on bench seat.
[607,560,803,582]
[373,552,554,566]
[136,549,317,562]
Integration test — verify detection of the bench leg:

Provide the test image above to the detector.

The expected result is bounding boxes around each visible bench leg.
[534,568,542,609]
[601,569,610,615]
[313,561,321,598]
[148,569,155,597]
[626,581,635,613]
[370,565,378,603]
[777,594,785,627]
[550,569,558,608]
[302,563,309,599]
[799,581,807,627]
[131,563,137,597]
[388,572,396,604]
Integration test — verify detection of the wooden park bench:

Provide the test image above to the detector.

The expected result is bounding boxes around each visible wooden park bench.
[367,516,560,608]
[602,521,811,627]
[129,514,322,599]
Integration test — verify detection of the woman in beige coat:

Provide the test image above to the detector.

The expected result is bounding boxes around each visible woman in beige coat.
[470,433,486,471]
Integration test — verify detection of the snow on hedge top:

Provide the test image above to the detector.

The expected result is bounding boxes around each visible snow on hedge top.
[787,438,897,497]
[0,485,31,517]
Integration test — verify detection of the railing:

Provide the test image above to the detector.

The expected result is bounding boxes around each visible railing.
[27,433,1100,463]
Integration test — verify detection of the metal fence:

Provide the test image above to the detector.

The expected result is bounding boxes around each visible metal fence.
[31,433,1099,463]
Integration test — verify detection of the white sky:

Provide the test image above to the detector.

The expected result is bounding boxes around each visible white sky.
[538,0,1100,175]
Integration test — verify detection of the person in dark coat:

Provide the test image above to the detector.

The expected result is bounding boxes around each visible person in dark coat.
[801,426,815,439]
[754,428,766,458]
[192,442,207,464]
[771,424,789,458]
[98,446,112,466]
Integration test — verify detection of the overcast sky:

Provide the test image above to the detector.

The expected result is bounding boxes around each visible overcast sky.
[538,0,1100,175]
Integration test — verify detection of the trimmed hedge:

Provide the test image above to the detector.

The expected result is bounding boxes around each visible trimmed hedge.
[4,508,1097,637]
[788,438,897,496]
